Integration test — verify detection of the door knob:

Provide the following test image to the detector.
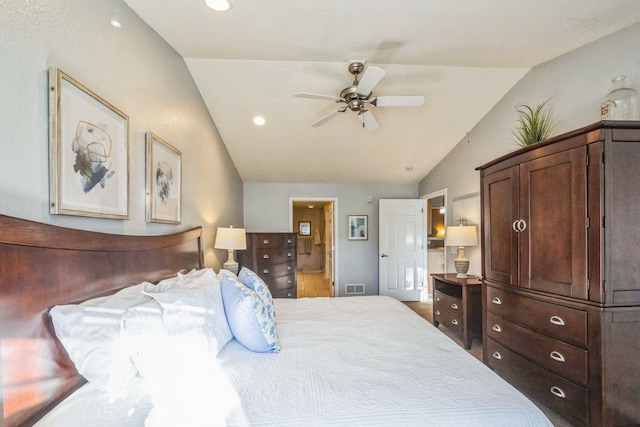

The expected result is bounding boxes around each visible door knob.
[381,254,389,257]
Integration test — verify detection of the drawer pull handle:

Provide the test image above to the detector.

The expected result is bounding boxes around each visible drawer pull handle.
[287,253,292,257]
[263,269,270,274]
[287,266,292,270]
[492,324,502,333]
[451,303,458,310]
[492,351,502,360]
[287,279,292,284]
[263,240,270,244]
[435,310,440,315]
[451,319,459,325]
[287,239,293,243]
[550,386,566,399]
[263,254,270,259]
[287,292,293,297]
[512,220,519,232]
[492,297,502,305]
[549,351,565,363]
[436,296,440,301]
[549,316,565,326]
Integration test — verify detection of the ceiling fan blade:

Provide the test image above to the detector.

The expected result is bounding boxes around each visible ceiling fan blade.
[295,92,344,102]
[357,110,379,131]
[310,108,346,127]
[371,95,425,107]
[355,66,385,96]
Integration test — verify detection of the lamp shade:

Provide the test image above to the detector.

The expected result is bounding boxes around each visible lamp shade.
[214,227,247,250]
[445,225,478,247]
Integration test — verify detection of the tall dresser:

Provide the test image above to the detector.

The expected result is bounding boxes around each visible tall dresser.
[239,232,297,298]
[478,121,640,426]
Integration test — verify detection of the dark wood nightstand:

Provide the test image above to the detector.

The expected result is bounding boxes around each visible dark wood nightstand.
[431,273,482,349]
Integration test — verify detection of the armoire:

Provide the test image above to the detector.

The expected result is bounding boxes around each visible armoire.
[477,121,640,426]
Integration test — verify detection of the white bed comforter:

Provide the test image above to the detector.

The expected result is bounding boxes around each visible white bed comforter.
[36,296,552,426]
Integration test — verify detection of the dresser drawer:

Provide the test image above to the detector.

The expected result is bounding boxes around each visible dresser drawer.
[487,312,588,386]
[256,247,296,264]
[272,287,296,298]
[257,261,296,278]
[486,286,587,347]
[486,339,589,425]
[265,275,296,293]
[253,234,295,249]
[434,290,462,314]
[434,305,463,337]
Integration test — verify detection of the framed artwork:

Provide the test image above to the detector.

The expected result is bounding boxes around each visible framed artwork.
[49,68,129,218]
[298,221,311,236]
[348,215,368,240]
[146,132,182,224]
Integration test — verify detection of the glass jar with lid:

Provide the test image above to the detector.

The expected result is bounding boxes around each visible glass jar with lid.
[601,75,639,120]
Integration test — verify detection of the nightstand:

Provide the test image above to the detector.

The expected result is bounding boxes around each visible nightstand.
[431,273,482,349]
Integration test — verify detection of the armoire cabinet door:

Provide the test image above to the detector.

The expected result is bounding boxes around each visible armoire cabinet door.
[482,166,519,286]
[519,147,588,299]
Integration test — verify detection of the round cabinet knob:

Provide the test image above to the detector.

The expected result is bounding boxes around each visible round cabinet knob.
[435,310,440,316]
[287,292,292,297]
[263,240,270,244]
[287,266,292,270]
[287,253,292,257]
[263,254,270,259]
[287,279,292,284]
[263,269,270,274]
[451,303,458,310]
[287,239,292,243]
[451,319,459,325]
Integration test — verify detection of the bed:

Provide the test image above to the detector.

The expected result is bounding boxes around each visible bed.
[0,214,552,426]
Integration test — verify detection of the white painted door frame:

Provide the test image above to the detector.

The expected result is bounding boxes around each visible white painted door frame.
[289,197,338,297]
[421,188,448,301]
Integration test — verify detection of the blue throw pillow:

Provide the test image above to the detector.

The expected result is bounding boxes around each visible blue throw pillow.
[221,275,280,353]
[238,267,276,321]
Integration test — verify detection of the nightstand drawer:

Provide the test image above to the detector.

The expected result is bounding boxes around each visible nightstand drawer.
[486,339,588,425]
[487,312,588,386]
[487,285,587,347]
[256,248,296,264]
[257,261,296,278]
[434,306,463,337]
[434,290,462,313]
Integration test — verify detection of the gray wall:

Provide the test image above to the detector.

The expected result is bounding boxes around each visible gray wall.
[0,0,244,269]
[419,23,640,276]
[244,183,418,296]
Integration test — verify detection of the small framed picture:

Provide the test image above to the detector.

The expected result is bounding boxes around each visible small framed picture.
[348,215,368,240]
[298,221,311,236]
[49,68,129,219]
[146,132,182,224]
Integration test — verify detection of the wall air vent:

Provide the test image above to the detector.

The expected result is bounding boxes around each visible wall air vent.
[345,284,365,295]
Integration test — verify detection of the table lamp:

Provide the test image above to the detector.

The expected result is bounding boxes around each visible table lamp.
[214,226,247,274]
[445,225,478,278]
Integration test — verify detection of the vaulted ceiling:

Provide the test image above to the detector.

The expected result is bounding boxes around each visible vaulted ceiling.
[124,0,640,184]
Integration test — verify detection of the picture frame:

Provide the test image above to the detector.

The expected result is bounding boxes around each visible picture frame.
[298,221,311,236]
[348,215,368,240]
[146,132,182,224]
[49,68,129,218]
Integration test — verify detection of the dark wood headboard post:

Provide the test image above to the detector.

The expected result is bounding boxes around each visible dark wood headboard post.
[0,214,203,426]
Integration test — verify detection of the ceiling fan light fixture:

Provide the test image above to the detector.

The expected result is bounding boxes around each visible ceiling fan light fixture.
[252,116,266,126]
[205,0,231,12]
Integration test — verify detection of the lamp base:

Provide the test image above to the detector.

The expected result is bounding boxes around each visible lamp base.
[223,249,239,274]
[454,246,470,278]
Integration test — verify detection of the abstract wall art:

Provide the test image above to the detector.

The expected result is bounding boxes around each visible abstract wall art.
[49,68,129,218]
[146,132,181,224]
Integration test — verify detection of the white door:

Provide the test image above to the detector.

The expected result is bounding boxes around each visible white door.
[324,202,335,296]
[379,199,425,301]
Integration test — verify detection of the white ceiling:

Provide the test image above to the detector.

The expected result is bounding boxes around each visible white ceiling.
[123,0,640,184]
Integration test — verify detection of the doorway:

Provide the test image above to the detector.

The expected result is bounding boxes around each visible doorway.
[289,198,337,298]
[421,189,448,300]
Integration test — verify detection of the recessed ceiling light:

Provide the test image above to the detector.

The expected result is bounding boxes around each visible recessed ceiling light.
[110,20,122,28]
[253,116,266,126]
[405,166,414,171]
[205,0,231,12]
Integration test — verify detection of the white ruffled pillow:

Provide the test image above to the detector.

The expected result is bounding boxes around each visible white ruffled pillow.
[48,280,172,393]
[124,268,233,377]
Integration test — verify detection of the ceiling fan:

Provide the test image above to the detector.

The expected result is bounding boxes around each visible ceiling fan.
[295,61,425,131]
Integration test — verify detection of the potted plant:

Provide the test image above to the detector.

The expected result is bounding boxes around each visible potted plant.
[512,99,558,147]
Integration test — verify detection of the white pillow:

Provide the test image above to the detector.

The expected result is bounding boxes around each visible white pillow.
[217,268,238,283]
[121,298,168,378]
[136,269,233,374]
[49,281,154,393]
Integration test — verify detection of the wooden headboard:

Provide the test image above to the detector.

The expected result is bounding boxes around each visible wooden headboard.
[0,214,203,426]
